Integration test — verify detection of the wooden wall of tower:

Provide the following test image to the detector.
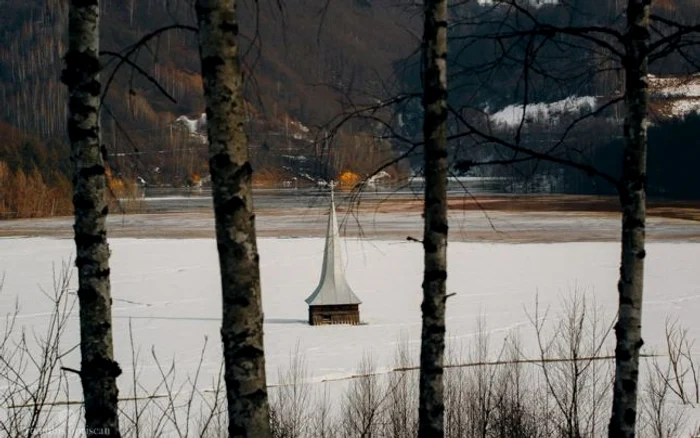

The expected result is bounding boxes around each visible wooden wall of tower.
[308,304,360,326]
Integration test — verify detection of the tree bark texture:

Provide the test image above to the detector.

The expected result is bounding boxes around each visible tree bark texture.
[418,0,449,437]
[609,1,650,437]
[63,0,121,436]
[194,1,271,437]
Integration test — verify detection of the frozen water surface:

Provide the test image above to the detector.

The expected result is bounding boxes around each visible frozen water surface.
[1,238,699,379]
[1,236,699,432]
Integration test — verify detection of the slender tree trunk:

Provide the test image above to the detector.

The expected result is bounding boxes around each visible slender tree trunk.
[62,1,121,436]
[194,1,270,436]
[418,0,448,437]
[609,1,650,437]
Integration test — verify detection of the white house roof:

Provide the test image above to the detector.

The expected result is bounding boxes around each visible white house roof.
[305,186,362,307]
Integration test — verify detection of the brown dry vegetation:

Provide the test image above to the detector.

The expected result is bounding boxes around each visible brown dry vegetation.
[0,121,73,219]
[0,161,72,219]
[252,167,295,188]
[358,194,700,221]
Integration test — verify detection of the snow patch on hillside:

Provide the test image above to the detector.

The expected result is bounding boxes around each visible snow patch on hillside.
[650,74,700,98]
[172,111,314,143]
[490,96,597,127]
[487,74,700,127]
[658,98,700,118]
[649,74,700,119]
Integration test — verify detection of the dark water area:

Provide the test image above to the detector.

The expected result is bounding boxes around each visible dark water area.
[138,178,512,213]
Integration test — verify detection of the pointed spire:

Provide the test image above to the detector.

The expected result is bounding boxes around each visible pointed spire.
[305,182,362,306]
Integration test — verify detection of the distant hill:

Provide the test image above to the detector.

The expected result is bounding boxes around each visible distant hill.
[0,0,417,186]
[2,0,700,212]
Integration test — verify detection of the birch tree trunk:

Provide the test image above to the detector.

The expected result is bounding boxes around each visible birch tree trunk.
[194,1,270,436]
[609,1,650,436]
[62,0,121,435]
[418,0,449,437]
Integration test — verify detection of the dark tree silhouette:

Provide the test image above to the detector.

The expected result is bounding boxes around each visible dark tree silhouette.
[194,0,271,436]
[418,0,449,437]
[62,0,121,435]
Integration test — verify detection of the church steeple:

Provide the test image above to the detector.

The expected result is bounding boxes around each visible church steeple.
[305,183,361,325]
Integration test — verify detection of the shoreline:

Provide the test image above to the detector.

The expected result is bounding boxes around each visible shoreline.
[2,211,699,244]
[2,194,699,243]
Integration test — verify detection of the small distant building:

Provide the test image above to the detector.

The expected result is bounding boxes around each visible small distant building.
[305,185,361,326]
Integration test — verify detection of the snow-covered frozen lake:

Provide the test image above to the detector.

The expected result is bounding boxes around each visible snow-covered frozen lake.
[2,237,699,395]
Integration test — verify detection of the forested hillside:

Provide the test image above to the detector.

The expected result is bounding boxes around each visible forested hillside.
[1,0,417,137]
[0,0,417,215]
[2,0,700,219]
[390,0,700,198]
